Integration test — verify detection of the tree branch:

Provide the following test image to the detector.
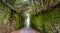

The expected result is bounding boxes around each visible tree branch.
[33,1,60,16]
[1,0,17,13]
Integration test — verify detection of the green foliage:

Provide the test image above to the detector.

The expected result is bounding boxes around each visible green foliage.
[0,0,60,33]
[43,8,60,23]
[31,14,44,31]
[0,1,10,23]
[14,13,20,29]
[43,7,60,33]
[31,5,60,33]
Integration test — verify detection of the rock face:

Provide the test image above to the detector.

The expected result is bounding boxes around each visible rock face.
[11,28,39,33]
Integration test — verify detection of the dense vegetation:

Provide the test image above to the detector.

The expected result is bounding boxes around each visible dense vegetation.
[0,0,60,33]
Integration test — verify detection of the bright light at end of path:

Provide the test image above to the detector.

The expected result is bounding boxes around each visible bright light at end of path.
[23,0,28,2]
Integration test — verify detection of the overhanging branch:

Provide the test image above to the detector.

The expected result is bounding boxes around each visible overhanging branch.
[33,1,60,16]
[1,0,17,13]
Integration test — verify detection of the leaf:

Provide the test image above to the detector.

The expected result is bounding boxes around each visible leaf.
[14,13,20,29]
